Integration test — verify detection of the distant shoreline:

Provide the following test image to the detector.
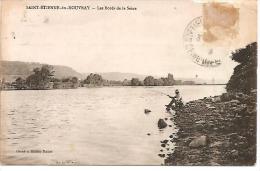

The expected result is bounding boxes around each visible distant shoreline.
[0,84,227,91]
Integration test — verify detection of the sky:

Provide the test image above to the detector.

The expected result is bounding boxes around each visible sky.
[1,0,257,83]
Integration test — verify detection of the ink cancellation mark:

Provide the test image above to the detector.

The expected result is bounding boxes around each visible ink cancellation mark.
[183,16,221,67]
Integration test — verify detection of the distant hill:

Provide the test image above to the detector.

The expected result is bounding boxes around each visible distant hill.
[0,60,225,84]
[0,61,148,82]
[0,60,83,82]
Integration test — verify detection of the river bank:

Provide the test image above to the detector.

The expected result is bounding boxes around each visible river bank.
[162,90,256,166]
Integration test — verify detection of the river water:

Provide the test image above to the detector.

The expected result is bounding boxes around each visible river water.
[0,85,225,165]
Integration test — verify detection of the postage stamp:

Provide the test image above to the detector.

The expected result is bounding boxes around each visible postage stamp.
[183,3,239,68]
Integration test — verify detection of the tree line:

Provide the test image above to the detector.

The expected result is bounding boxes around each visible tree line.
[1,65,179,90]
[80,73,176,87]
[13,65,80,90]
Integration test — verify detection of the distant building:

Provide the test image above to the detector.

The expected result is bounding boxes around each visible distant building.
[167,73,175,85]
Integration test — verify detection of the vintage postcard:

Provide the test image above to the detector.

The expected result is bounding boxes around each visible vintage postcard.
[0,0,257,166]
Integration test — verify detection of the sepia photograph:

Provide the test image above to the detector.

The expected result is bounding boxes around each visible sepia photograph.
[0,0,257,167]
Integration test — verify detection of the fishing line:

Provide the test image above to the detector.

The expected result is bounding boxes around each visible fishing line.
[149,89,169,96]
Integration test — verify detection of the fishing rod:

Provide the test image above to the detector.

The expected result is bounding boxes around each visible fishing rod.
[150,89,169,96]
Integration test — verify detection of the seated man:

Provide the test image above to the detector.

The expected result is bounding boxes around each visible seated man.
[166,89,183,110]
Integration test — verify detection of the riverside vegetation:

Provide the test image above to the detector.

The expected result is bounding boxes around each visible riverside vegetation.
[159,42,257,165]
[0,65,182,90]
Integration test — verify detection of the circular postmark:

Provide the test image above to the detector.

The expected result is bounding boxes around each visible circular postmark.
[183,16,221,67]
